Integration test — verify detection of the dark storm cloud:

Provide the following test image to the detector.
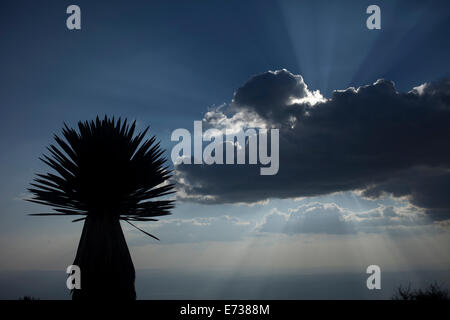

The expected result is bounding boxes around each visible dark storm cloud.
[361,167,450,220]
[232,69,309,123]
[175,70,450,220]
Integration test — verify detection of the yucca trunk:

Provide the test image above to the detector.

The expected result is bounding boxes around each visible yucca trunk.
[72,215,136,300]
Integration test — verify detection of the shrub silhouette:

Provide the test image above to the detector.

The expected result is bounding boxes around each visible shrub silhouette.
[392,282,449,300]
[28,116,175,300]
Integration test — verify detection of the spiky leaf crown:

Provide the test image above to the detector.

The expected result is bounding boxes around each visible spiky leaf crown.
[28,116,175,229]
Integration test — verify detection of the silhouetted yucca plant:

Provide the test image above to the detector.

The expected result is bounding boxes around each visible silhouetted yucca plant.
[28,116,175,300]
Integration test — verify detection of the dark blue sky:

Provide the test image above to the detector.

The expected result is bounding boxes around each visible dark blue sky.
[1,0,449,143]
[2,0,449,215]
[1,0,450,299]
[1,0,449,233]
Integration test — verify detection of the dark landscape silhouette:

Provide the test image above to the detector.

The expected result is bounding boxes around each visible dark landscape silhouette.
[392,282,449,300]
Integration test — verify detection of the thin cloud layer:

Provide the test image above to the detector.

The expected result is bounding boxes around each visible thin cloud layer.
[127,216,253,244]
[259,202,436,236]
[175,70,450,220]
[125,203,439,244]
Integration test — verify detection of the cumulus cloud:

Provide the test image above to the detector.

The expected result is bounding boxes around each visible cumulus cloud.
[259,202,437,236]
[259,203,356,235]
[175,69,450,220]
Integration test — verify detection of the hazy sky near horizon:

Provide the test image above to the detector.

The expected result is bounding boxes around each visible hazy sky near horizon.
[1,0,450,298]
